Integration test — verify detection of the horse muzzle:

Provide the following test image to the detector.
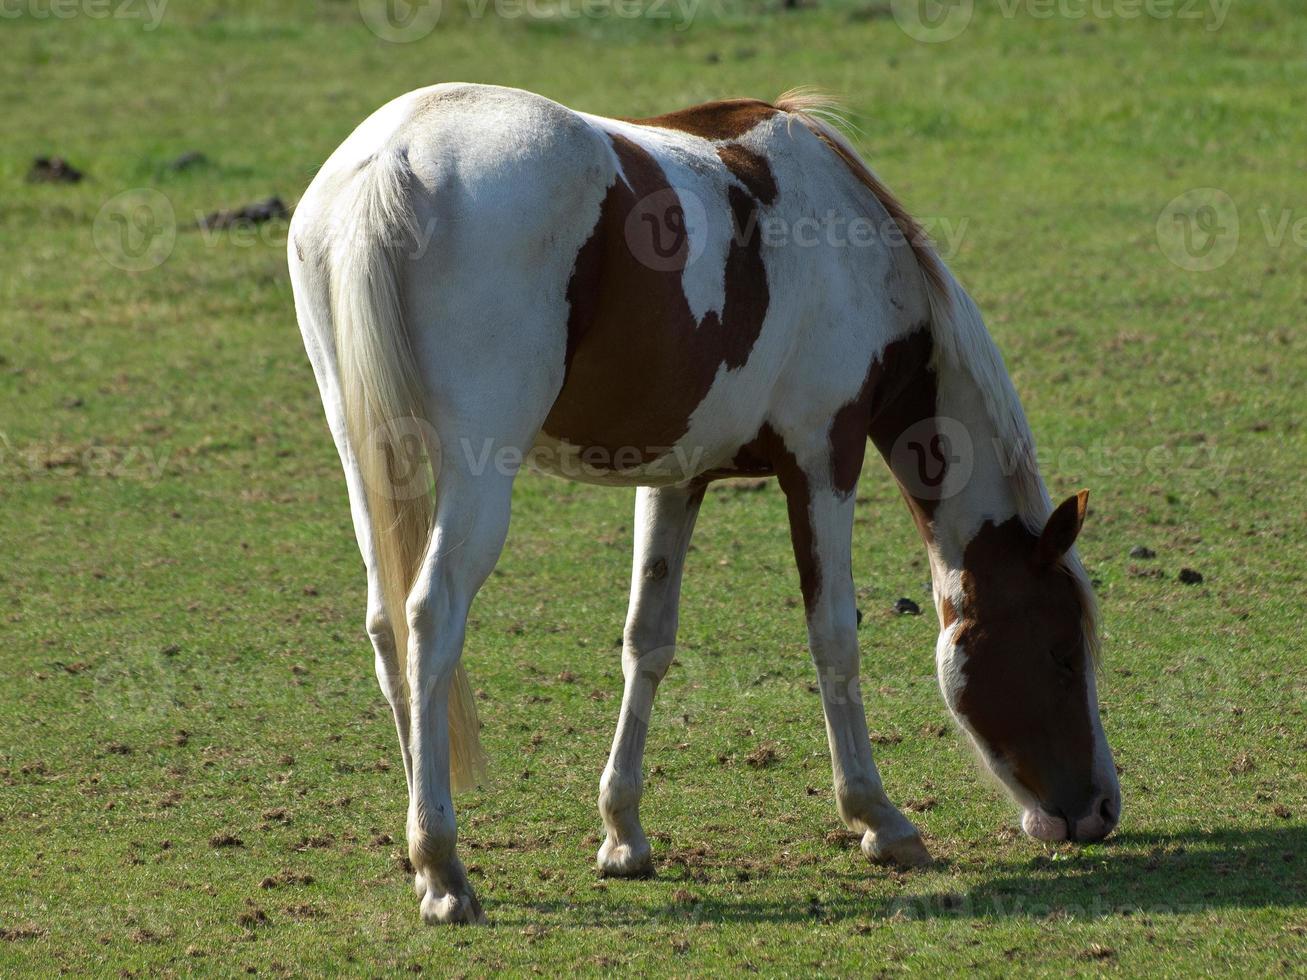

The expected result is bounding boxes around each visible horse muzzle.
[1022,789,1120,843]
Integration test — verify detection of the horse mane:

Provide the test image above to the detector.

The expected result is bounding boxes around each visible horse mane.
[777,88,1101,664]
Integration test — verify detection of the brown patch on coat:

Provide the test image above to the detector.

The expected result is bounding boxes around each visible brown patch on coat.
[826,363,877,499]
[821,326,940,508]
[629,99,779,141]
[544,133,771,468]
[716,144,778,206]
[939,595,958,629]
[562,211,605,377]
[718,424,821,612]
[863,327,942,541]
[951,517,1096,815]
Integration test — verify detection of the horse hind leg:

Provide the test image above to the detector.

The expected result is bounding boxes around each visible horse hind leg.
[772,438,932,868]
[597,483,705,877]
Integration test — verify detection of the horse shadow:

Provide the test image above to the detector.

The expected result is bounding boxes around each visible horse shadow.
[507,823,1305,926]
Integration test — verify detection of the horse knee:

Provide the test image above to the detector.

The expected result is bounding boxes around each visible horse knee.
[621,628,676,680]
[366,607,397,653]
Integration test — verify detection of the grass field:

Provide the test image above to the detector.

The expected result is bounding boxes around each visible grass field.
[2,0,1305,973]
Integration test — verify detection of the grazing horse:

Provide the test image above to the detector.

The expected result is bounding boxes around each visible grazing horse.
[287,83,1120,925]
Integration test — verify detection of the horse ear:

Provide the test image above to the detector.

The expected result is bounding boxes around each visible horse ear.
[1035,489,1089,566]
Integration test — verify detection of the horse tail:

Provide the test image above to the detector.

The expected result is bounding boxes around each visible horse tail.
[328,146,487,792]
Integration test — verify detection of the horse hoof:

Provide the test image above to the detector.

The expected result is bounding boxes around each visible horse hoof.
[862,828,932,868]
[597,838,654,878]
[420,887,485,925]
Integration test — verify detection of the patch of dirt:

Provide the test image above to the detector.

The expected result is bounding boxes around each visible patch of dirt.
[197,196,289,230]
[0,923,46,941]
[824,830,861,849]
[236,904,269,929]
[157,790,183,809]
[210,833,244,849]
[292,834,335,851]
[259,868,314,889]
[27,156,83,183]
[284,903,325,919]
[745,743,779,768]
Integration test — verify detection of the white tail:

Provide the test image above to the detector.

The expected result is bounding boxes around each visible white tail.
[327,148,487,792]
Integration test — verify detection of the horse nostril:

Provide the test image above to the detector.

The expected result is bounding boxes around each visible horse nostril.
[1099,796,1116,826]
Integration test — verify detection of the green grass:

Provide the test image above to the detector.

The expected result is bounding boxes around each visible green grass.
[2,0,1304,974]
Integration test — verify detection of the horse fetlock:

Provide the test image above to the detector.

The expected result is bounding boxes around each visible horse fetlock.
[407,808,457,870]
[598,773,643,821]
[834,774,890,828]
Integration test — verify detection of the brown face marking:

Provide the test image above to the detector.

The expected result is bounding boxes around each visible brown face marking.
[951,517,1096,814]
[544,132,772,469]
[628,98,779,141]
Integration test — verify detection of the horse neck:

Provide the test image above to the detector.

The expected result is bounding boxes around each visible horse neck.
[908,346,1051,614]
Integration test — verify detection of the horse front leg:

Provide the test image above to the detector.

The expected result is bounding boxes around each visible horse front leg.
[776,463,932,868]
[597,483,705,877]
[406,470,514,924]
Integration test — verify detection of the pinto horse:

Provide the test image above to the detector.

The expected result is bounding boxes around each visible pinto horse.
[288,83,1120,924]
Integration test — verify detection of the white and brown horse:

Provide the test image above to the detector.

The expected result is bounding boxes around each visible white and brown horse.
[287,83,1120,924]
